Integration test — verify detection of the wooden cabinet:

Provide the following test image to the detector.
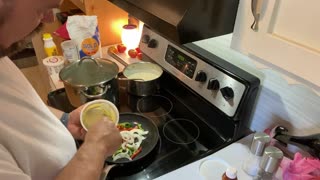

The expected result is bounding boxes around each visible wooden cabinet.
[64,0,128,46]
[32,0,128,70]
[33,0,128,57]
[30,0,128,102]
[232,0,320,87]
[69,0,86,12]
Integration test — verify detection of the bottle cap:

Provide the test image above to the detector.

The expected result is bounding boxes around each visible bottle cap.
[260,146,283,173]
[43,33,53,40]
[225,167,237,179]
[250,132,271,156]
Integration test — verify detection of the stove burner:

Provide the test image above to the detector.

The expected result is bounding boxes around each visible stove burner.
[137,95,173,117]
[163,119,200,144]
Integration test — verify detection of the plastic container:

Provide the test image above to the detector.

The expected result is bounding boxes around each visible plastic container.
[42,56,65,76]
[43,33,58,57]
[222,167,238,180]
[80,99,119,131]
[61,40,79,63]
[199,158,230,180]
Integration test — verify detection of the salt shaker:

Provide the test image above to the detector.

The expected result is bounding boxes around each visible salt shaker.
[242,132,271,176]
[254,146,283,180]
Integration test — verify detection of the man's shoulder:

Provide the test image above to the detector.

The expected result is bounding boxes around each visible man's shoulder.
[0,56,10,61]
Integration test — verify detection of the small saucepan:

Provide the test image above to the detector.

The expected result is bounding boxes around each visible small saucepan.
[120,62,163,96]
[100,113,159,179]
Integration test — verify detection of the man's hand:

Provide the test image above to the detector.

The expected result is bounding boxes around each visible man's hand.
[84,117,122,158]
[67,105,86,140]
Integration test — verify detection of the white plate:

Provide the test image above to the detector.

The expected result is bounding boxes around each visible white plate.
[199,158,230,180]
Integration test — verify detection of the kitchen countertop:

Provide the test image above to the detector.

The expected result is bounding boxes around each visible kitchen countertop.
[154,134,284,180]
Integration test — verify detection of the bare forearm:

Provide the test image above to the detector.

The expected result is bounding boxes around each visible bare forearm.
[55,143,106,180]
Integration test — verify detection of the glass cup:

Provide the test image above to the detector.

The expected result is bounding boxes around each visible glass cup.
[61,40,79,63]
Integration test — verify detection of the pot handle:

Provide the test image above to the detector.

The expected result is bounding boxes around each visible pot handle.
[118,77,144,82]
[79,56,100,66]
[100,164,116,180]
[80,85,111,99]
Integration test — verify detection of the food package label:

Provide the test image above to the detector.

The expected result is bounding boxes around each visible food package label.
[67,15,102,59]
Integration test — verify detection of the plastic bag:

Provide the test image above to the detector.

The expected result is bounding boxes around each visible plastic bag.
[281,152,320,180]
[54,23,70,40]
[66,15,102,58]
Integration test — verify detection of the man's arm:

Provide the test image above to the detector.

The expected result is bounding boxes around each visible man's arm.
[54,141,106,180]
[55,118,122,180]
[47,105,86,140]
[47,106,64,120]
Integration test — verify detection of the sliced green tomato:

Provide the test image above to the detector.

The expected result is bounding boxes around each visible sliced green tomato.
[137,124,143,130]
[118,122,133,128]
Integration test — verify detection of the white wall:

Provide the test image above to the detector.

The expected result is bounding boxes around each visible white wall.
[193,35,320,137]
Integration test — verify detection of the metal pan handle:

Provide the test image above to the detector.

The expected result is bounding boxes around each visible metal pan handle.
[100,164,116,180]
[80,85,111,99]
[79,56,100,66]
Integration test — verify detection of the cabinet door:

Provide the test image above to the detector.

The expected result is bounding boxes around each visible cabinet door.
[232,0,320,87]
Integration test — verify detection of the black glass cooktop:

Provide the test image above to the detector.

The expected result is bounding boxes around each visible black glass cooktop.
[48,71,238,180]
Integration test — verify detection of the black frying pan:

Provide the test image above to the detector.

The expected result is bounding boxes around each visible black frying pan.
[105,112,159,165]
[100,113,159,179]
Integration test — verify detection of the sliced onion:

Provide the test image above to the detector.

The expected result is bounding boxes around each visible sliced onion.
[121,142,127,149]
[112,151,132,161]
[113,124,149,162]
[133,134,142,145]
[131,129,149,135]
[120,131,134,143]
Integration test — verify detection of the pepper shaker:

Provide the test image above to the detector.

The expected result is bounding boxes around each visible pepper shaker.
[242,132,271,176]
[254,146,284,180]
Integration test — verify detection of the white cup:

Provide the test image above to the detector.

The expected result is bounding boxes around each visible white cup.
[61,40,79,63]
[42,56,65,76]
[80,100,119,131]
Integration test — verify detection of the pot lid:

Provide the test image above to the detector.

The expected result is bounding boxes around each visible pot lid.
[59,57,119,87]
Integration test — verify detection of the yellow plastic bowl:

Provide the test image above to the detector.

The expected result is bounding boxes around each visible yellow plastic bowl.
[80,99,119,131]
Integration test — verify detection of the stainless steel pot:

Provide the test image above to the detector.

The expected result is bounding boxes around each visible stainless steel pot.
[122,62,163,96]
[59,57,119,107]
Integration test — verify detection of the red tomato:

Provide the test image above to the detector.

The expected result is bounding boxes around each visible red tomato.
[130,147,142,159]
[137,52,143,60]
[128,49,138,58]
[117,44,127,53]
[135,47,141,53]
[107,46,118,54]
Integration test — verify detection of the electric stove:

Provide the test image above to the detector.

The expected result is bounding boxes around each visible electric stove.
[47,26,260,180]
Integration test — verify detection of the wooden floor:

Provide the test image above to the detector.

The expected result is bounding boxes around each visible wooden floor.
[19,57,52,104]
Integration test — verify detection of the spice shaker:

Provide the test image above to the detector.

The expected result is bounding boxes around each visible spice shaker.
[254,146,283,180]
[242,132,271,176]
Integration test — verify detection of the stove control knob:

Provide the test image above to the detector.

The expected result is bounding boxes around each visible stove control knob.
[195,71,207,82]
[148,39,158,48]
[141,34,150,44]
[207,79,220,90]
[220,86,234,101]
